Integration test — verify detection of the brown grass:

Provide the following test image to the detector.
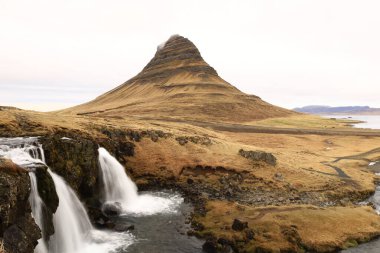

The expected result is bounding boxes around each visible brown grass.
[195,201,380,252]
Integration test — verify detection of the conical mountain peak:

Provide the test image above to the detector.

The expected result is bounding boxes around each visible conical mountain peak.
[63,35,295,122]
[132,35,218,83]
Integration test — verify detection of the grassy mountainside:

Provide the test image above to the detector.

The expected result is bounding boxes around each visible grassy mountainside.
[62,35,295,122]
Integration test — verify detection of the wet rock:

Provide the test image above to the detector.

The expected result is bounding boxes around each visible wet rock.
[232,219,248,231]
[114,223,134,232]
[102,202,122,217]
[42,134,99,199]
[34,166,58,240]
[239,149,277,166]
[0,160,41,253]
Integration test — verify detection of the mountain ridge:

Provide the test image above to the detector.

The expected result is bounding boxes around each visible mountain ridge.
[294,105,380,115]
[63,35,295,122]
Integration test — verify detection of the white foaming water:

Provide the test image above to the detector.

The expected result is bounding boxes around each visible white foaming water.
[29,173,48,253]
[48,170,134,253]
[98,147,183,215]
[0,137,134,253]
[48,169,93,253]
[0,137,44,167]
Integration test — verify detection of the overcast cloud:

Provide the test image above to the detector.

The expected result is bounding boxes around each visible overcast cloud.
[0,0,379,111]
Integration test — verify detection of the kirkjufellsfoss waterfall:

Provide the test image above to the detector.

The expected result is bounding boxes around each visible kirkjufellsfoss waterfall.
[0,138,134,253]
[47,169,134,253]
[98,147,183,215]
[48,169,94,253]
[29,172,49,253]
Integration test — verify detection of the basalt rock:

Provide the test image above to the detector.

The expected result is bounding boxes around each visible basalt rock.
[34,166,58,241]
[239,149,277,166]
[102,202,123,217]
[41,134,99,199]
[232,218,248,231]
[0,159,41,253]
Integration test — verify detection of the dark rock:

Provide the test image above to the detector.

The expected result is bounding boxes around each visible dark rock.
[41,134,99,199]
[239,149,277,166]
[187,178,194,184]
[114,224,134,232]
[202,240,218,253]
[34,166,58,240]
[176,137,188,145]
[232,219,248,231]
[102,202,122,217]
[0,162,42,253]
[245,229,255,240]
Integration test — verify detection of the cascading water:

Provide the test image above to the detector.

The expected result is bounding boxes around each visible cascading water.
[0,137,134,253]
[29,172,49,253]
[98,147,138,204]
[48,169,93,253]
[98,147,183,215]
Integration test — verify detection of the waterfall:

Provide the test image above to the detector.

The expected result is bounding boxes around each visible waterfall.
[98,147,138,204]
[48,169,93,253]
[98,147,183,215]
[0,137,134,253]
[29,172,48,253]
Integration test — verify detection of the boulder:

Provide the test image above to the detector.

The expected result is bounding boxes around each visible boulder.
[114,223,134,232]
[0,160,41,253]
[232,219,248,231]
[239,149,277,166]
[102,202,123,217]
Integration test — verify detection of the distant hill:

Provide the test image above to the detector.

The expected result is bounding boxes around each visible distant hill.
[62,35,296,123]
[294,105,380,115]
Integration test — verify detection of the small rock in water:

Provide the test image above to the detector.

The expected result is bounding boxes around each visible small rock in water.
[102,202,122,216]
[114,223,134,232]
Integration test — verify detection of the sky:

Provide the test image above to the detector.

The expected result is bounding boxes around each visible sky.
[1,0,379,111]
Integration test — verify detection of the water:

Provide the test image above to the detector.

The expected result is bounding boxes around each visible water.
[341,162,380,253]
[98,147,183,215]
[115,198,204,253]
[323,115,380,129]
[29,173,49,253]
[48,169,134,253]
[0,138,134,253]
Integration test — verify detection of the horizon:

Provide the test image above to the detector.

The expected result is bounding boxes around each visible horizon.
[1,0,380,112]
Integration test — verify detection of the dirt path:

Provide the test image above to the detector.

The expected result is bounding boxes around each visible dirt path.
[334,148,380,163]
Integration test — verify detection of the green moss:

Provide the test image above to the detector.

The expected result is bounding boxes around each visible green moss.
[342,239,359,249]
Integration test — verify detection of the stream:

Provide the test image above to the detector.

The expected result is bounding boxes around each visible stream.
[341,161,380,253]
[0,137,204,253]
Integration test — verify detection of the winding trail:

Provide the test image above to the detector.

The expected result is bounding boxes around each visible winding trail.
[333,147,380,163]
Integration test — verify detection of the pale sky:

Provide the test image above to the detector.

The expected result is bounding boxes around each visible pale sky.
[1,0,379,111]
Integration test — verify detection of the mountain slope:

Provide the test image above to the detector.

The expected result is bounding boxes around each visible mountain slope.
[63,35,295,122]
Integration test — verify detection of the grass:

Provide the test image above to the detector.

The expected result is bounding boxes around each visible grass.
[0,239,6,253]
[248,115,361,129]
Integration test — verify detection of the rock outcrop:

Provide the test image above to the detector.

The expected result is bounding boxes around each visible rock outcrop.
[0,159,40,253]
[238,149,277,166]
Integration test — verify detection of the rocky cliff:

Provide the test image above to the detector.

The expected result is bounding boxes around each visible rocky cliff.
[0,159,40,253]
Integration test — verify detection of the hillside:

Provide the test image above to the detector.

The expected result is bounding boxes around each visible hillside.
[294,105,380,115]
[63,35,295,122]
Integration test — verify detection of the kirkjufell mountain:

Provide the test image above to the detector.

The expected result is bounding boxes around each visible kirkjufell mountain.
[64,35,295,122]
